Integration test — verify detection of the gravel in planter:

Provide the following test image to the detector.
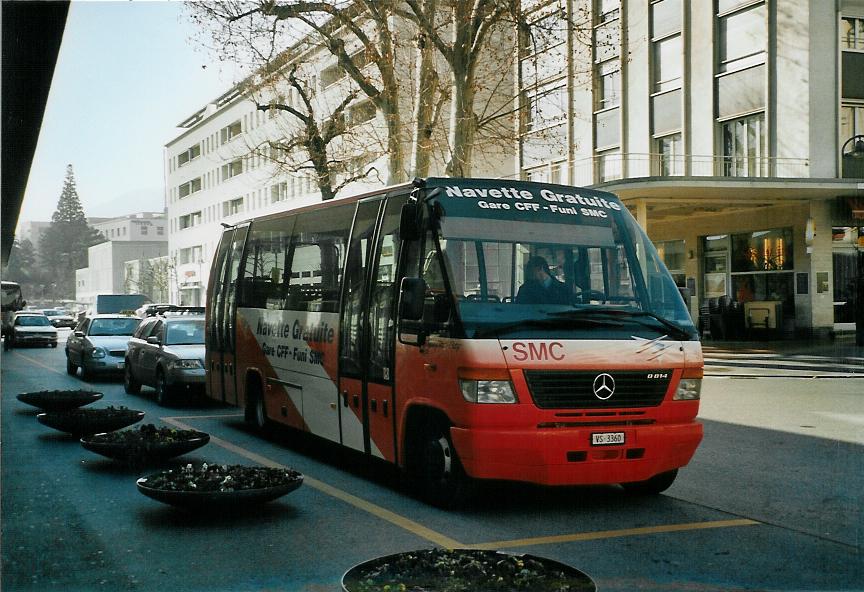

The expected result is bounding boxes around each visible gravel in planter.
[80,423,210,465]
[342,548,596,592]
[136,463,304,509]
[16,389,102,412]
[37,406,145,436]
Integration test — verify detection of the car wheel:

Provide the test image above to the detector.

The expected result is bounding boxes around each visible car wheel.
[4,337,12,351]
[155,369,171,406]
[621,469,678,496]
[409,423,474,509]
[124,362,141,395]
[66,357,77,376]
[51,342,58,348]
[80,365,92,381]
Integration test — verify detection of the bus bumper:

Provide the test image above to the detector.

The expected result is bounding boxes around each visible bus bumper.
[450,422,703,486]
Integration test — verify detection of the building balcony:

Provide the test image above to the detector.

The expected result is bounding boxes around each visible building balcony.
[567,152,812,187]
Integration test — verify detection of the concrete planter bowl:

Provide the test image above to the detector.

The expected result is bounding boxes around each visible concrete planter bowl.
[37,406,145,436]
[341,548,596,592]
[80,424,210,465]
[136,464,303,510]
[17,389,102,412]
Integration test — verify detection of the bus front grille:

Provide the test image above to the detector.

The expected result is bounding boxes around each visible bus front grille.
[524,370,672,409]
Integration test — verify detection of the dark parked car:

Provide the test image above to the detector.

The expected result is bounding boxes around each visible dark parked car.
[124,310,205,405]
[4,312,58,349]
[65,314,141,380]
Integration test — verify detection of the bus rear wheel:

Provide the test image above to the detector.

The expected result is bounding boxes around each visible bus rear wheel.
[410,425,473,508]
[621,469,678,495]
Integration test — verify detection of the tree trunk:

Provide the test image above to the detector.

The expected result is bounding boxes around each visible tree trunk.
[446,69,476,178]
[411,0,439,178]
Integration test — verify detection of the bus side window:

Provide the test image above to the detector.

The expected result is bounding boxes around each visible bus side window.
[237,217,294,311]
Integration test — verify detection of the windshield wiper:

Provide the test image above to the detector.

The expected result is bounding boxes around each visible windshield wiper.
[551,308,693,340]
[473,316,619,338]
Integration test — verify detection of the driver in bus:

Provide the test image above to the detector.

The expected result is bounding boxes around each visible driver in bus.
[516,256,571,305]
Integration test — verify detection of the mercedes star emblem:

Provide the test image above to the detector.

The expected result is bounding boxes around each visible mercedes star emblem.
[592,373,615,400]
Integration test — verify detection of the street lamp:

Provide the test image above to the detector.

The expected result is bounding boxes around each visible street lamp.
[841,134,864,179]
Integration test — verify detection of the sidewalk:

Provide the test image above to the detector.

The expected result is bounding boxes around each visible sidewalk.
[701,333,864,377]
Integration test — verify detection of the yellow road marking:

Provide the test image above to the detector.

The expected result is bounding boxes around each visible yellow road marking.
[162,416,464,549]
[463,519,760,550]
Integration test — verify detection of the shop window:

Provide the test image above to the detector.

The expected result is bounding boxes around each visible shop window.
[730,228,793,272]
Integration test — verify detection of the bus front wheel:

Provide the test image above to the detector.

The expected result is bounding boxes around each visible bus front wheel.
[621,469,678,495]
[410,425,473,508]
[245,380,269,432]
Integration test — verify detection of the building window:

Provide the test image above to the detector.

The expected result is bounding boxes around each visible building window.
[841,16,864,50]
[223,197,244,217]
[140,226,148,235]
[178,177,202,198]
[596,61,621,110]
[722,112,766,177]
[178,211,202,231]
[841,103,864,144]
[220,120,242,144]
[657,133,684,176]
[525,84,567,131]
[596,148,622,182]
[655,239,686,287]
[271,182,288,203]
[718,2,766,73]
[653,34,682,93]
[348,100,376,127]
[177,143,201,167]
[157,227,164,236]
[222,159,243,180]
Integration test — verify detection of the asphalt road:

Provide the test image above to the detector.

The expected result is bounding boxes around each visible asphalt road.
[2,333,862,591]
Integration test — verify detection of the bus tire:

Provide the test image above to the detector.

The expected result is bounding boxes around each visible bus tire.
[621,469,678,495]
[245,376,268,432]
[410,423,473,509]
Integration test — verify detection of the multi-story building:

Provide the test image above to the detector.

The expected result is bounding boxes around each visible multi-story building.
[91,212,167,243]
[165,0,863,337]
[74,241,167,309]
[518,0,864,338]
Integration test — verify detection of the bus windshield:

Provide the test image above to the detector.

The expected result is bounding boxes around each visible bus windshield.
[422,180,697,341]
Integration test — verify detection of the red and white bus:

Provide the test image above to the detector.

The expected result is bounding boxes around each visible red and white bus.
[205,177,703,506]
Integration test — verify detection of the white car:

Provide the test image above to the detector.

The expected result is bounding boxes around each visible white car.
[4,312,58,350]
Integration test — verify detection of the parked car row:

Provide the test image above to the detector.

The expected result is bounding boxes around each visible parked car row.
[3,305,207,407]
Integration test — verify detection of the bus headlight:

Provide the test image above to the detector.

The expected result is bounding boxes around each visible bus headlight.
[673,378,702,400]
[459,380,517,404]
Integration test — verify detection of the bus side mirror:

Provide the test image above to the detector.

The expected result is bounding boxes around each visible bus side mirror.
[399,277,426,321]
[400,202,421,241]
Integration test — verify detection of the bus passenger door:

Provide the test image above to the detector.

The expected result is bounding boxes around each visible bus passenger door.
[206,230,234,401]
[363,198,404,462]
[209,224,248,406]
[339,200,382,453]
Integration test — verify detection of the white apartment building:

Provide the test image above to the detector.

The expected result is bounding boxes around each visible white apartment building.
[165,0,863,338]
[92,212,167,243]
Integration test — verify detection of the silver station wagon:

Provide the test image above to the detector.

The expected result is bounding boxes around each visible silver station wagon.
[123,307,205,405]
[65,314,140,379]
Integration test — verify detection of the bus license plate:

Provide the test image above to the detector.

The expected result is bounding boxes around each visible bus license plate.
[591,432,625,446]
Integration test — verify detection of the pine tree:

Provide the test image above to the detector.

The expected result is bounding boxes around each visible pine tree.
[39,165,104,299]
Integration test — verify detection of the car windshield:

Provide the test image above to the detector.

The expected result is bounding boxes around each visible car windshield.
[42,310,60,317]
[15,316,51,327]
[164,319,205,345]
[419,183,697,341]
[88,318,139,336]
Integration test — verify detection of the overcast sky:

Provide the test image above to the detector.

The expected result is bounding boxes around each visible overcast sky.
[18,1,238,226]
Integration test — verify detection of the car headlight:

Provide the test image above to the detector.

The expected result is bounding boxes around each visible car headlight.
[169,359,204,370]
[459,379,517,404]
[88,347,107,359]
